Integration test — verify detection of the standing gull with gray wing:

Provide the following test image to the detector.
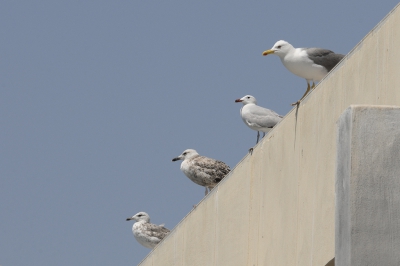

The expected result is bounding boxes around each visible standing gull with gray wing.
[262,40,345,106]
[235,95,283,144]
[172,149,230,196]
[126,212,170,249]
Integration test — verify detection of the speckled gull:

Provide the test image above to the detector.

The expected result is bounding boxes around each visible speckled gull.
[235,95,283,144]
[262,40,345,105]
[126,212,170,249]
[172,149,230,196]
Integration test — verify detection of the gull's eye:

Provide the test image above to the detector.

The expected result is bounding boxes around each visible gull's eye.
[247,97,250,99]
[277,45,282,49]
[138,214,142,217]
[183,152,187,155]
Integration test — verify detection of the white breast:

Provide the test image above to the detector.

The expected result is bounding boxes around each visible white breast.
[132,222,158,249]
[281,49,327,81]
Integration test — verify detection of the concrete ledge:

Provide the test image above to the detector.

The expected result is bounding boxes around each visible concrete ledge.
[139,4,400,265]
[336,105,400,266]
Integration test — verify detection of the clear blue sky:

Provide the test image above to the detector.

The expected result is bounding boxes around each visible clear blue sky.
[1,1,398,265]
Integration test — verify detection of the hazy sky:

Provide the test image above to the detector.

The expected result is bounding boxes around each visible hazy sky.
[1,1,398,265]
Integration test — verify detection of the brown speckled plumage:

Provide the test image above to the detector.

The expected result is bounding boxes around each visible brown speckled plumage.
[173,149,230,194]
[139,222,170,240]
[185,155,230,187]
[127,212,170,249]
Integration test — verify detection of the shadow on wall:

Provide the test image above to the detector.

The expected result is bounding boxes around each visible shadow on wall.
[325,258,334,266]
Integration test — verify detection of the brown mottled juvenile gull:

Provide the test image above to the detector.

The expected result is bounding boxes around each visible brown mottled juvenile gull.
[172,149,230,195]
[262,40,345,105]
[126,212,170,249]
[235,95,283,144]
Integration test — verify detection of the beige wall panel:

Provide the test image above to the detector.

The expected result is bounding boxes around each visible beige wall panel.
[358,38,379,105]
[152,241,175,265]
[138,255,153,266]
[181,192,218,265]
[376,21,390,103]
[340,56,359,104]
[245,146,263,265]
[385,13,400,105]
[312,94,336,266]
[294,99,318,266]
[215,157,252,266]
[258,118,299,266]
[172,223,185,266]
[139,4,400,266]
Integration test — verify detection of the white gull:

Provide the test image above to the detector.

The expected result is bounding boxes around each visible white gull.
[126,212,170,249]
[262,40,345,105]
[172,149,230,195]
[235,95,283,144]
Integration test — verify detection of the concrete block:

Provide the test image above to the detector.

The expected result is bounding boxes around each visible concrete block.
[336,105,400,266]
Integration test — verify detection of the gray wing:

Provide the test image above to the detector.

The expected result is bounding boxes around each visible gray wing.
[245,105,283,128]
[191,156,230,184]
[143,223,170,240]
[305,48,345,72]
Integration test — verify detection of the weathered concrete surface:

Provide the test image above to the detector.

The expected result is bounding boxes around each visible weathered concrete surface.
[139,3,400,266]
[336,106,400,266]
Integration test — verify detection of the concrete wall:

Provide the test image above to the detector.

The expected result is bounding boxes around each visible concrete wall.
[139,3,400,266]
[336,106,400,266]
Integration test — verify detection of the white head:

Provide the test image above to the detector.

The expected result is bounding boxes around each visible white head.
[172,149,199,162]
[235,95,257,105]
[262,40,294,58]
[126,212,150,223]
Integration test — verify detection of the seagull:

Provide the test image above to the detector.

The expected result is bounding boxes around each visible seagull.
[126,212,170,249]
[262,40,345,105]
[235,95,283,144]
[172,149,230,196]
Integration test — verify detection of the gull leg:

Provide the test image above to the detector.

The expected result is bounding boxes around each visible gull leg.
[311,82,316,89]
[248,147,254,155]
[292,81,311,106]
[250,132,261,154]
[262,132,266,139]
[204,187,208,196]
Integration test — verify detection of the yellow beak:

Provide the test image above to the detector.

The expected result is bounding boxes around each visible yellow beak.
[262,49,274,56]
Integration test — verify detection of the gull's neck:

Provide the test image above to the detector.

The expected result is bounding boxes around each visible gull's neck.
[279,45,296,60]
[137,218,150,224]
[185,154,199,160]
